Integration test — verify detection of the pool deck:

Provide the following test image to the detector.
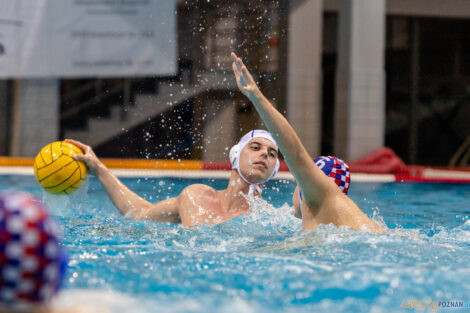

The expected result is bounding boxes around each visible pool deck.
[1,157,469,183]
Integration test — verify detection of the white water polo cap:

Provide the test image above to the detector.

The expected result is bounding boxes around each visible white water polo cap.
[229,130,280,196]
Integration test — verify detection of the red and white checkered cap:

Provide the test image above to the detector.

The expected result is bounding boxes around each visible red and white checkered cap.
[0,192,67,311]
[313,156,350,194]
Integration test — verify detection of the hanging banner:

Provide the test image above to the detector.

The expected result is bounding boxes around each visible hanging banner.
[0,0,176,78]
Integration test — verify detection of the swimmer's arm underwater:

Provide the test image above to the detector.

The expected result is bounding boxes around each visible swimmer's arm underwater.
[65,139,180,223]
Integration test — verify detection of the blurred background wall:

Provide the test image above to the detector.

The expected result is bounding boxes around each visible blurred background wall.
[0,0,469,167]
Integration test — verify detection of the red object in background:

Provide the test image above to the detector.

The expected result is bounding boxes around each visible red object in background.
[268,36,279,47]
[349,147,410,174]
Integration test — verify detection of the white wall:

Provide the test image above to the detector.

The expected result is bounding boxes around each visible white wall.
[10,79,59,157]
[287,0,324,156]
[334,0,386,161]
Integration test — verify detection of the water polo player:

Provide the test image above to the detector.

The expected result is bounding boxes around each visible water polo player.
[292,156,350,219]
[231,52,384,233]
[65,131,278,226]
[0,192,68,313]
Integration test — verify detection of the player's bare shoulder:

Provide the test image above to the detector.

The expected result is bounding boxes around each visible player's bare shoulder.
[177,184,222,226]
[180,184,218,199]
[178,184,220,210]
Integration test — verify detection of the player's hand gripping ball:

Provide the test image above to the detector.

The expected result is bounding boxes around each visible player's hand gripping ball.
[34,141,87,195]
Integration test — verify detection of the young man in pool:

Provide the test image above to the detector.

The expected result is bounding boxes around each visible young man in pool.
[231,52,384,233]
[65,130,279,226]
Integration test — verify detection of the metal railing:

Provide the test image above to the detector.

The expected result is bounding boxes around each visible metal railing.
[450,135,470,167]
[61,80,126,120]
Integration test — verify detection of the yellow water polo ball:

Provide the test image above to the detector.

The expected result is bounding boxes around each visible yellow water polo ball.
[34,141,88,195]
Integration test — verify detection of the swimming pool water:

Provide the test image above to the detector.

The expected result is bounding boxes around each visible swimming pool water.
[1,174,470,313]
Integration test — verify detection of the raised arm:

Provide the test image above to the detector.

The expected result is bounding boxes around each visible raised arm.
[65,139,180,223]
[231,53,340,207]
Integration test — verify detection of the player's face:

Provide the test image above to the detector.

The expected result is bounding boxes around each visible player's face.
[238,138,278,184]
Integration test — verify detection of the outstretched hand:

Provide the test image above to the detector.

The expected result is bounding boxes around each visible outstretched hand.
[64,139,105,176]
[231,52,261,100]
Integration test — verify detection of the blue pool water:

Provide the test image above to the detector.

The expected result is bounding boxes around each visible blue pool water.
[1,174,470,312]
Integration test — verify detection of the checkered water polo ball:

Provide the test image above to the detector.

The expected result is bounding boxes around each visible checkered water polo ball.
[0,192,67,309]
[314,156,350,194]
[34,141,87,195]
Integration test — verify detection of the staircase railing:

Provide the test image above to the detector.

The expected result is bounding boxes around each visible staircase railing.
[61,80,126,120]
[449,135,470,167]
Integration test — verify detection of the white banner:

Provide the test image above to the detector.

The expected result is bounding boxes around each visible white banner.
[0,0,176,78]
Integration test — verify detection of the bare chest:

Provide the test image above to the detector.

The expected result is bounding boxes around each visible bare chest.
[180,196,249,226]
